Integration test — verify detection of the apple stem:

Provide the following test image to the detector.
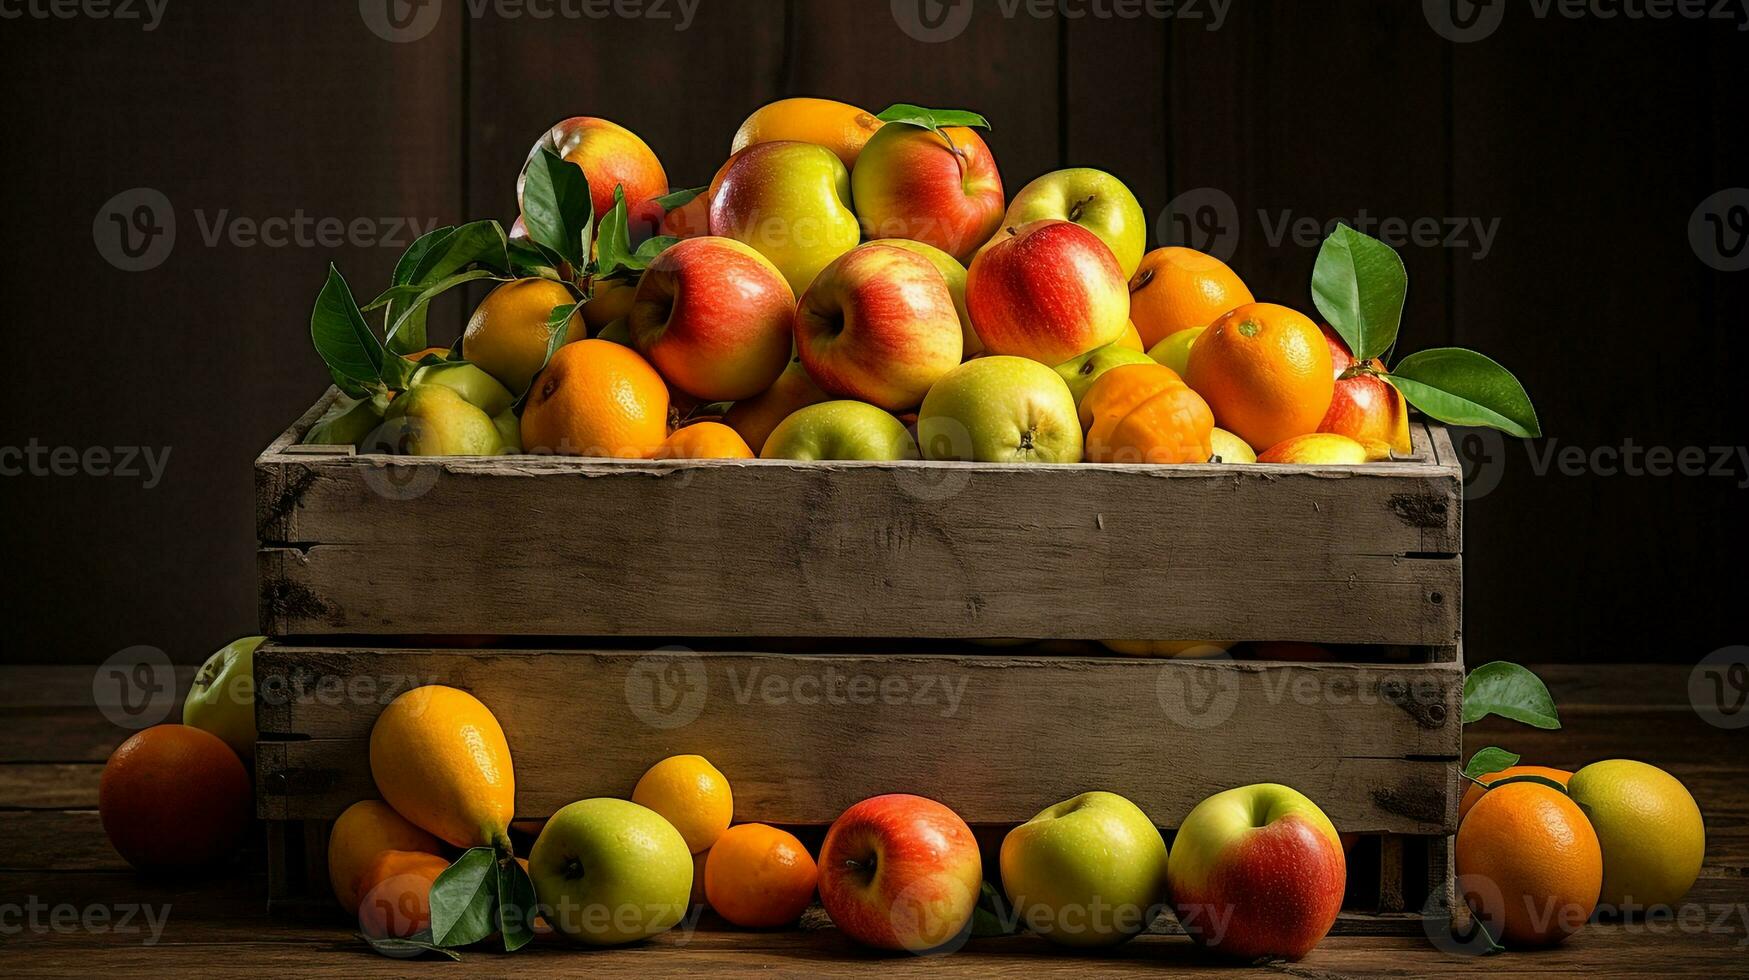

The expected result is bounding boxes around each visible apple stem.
[844,856,876,876]
[561,856,584,881]
[1341,362,1379,381]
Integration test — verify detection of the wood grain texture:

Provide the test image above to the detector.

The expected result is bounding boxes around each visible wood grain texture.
[252,645,1461,832]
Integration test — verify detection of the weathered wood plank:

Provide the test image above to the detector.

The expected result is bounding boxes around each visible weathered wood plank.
[0,764,103,810]
[253,646,1460,833]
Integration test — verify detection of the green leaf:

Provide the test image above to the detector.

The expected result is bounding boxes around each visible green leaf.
[595,186,636,276]
[358,931,463,961]
[428,847,499,948]
[1462,662,1561,729]
[508,238,567,280]
[1462,746,1522,779]
[1311,223,1407,362]
[393,225,455,286]
[328,365,371,400]
[383,269,507,352]
[1385,348,1541,438]
[633,235,680,262]
[654,185,706,210]
[876,103,991,133]
[310,265,385,390]
[496,856,539,952]
[522,146,593,266]
[408,220,512,282]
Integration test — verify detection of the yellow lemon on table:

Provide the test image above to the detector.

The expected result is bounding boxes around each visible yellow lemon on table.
[632,754,733,854]
[369,685,516,851]
[1567,759,1705,909]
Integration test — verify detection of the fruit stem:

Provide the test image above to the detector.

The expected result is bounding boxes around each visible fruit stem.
[1340,362,1378,382]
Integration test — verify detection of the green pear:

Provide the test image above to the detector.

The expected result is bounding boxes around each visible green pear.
[383,384,504,456]
[1053,344,1156,406]
[410,361,515,417]
[303,392,390,447]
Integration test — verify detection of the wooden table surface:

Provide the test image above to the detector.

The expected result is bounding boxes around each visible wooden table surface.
[5,663,1746,978]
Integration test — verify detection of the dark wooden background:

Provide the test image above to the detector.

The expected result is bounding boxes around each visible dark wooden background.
[1,0,1742,665]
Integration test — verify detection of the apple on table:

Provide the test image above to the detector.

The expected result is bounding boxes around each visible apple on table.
[1000,791,1169,947]
[761,401,920,462]
[967,219,1131,365]
[818,793,983,952]
[528,797,694,946]
[918,355,1084,463]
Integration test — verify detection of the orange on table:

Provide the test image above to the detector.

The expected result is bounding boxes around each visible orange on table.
[328,799,445,914]
[521,339,671,458]
[461,278,585,394]
[731,97,885,169]
[704,823,819,928]
[631,754,734,853]
[1128,246,1255,348]
[98,724,252,873]
[1458,766,1573,824]
[1184,302,1334,452]
[657,421,755,460]
[1455,781,1601,947]
[356,849,450,939]
[1079,362,1214,464]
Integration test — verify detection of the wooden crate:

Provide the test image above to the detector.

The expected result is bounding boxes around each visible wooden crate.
[254,391,1464,927]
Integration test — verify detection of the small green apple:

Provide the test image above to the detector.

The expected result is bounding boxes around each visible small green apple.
[1148,325,1205,377]
[182,635,265,762]
[529,798,693,946]
[1004,168,1148,277]
[999,791,1168,947]
[379,384,504,456]
[1053,344,1156,406]
[918,356,1083,463]
[761,400,920,461]
[878,238,981,356]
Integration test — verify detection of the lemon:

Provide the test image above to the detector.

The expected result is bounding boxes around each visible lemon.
[631,754,733,853]
[1567,759,1705,909]
[368,685,516,851]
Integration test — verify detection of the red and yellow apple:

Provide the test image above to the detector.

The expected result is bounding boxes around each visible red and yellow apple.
[1003,168,1148,278]
[967,219,1129,364]
[628,237,795,401]
[795,244,964,411]
[851,123,1005,263]
[1316,326,1411,460]
[519,117,668,236]
[1257,432,1369,465]
[1167,784,1346,961]
[818,794,982,952]
[709,140,861,295]
[877,238,980,357]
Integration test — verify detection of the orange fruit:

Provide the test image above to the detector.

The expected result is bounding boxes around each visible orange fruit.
[462,279,584,393]
[1458,766,1573,824]
[1128,247,1255,349]
[98,724,252,872]
[522,339,670,458]
[657,421,755,460]
[631,754,734,853]
[356,849,450,940]
[1079,362,1215,464]
[328,800,445,914]
[704,823,819,928]
[1184,303,1334,452]
[1455,782,1601,947]
[731,97,884,169]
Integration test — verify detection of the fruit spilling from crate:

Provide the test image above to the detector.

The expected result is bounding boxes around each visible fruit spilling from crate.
[302,98,1540,465]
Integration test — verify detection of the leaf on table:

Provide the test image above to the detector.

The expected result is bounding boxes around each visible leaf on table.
[428,847,500,948]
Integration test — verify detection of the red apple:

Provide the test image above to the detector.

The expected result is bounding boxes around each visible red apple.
[1166,784,1346,961]
[629,237,795,401]
[795,244,964,411]
[518,117,669,238]
[851,124,1005,263]
[966,220,1129,365]
[818,794,982,952]
[1316,326,1411,460]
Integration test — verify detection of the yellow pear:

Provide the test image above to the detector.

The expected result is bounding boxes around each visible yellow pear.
[369,686,516,852]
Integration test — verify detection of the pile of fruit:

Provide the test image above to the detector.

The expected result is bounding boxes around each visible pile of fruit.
[303,98,1539,463]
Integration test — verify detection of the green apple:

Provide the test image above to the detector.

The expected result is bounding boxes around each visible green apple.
[1003,168,1147,278]
[917,356,1083,463]
[410,361,515,417]
[1147,325,1204,377]
[761,400,920,461]
[878,238,981,356]
[529,798,693,946]
[379,384,504,456]
[1053,344,1156,406]
[303,392,390,448]
[182,635,265,763]
[999,791,1168,947]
